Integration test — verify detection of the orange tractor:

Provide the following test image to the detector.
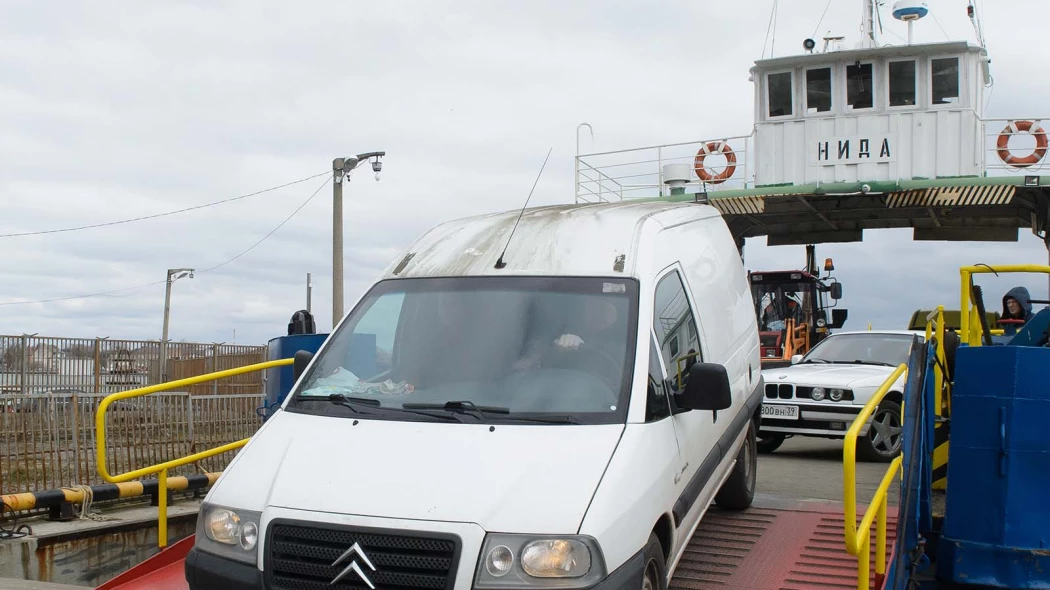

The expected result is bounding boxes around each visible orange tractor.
[749,247,847,369]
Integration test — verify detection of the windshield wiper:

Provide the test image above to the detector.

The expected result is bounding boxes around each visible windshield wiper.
[402,400,510,420]
[401,401,580,424]
[801,358,828,364]
[326,393,381,415]
[327,394,462,422]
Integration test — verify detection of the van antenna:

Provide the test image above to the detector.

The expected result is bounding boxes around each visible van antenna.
[494,147,553,269]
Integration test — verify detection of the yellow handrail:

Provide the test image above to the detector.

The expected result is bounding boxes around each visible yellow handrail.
[959,264,1050,346]
[844,363,907,590]
[95,358,294,547]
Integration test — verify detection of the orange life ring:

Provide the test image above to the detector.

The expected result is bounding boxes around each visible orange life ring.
[693,141,737,184]
[996,120,1047,168]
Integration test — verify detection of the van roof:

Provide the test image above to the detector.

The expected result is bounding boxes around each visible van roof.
[379,200,719,279]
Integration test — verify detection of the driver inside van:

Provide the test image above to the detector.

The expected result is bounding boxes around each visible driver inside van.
[512,298,622,374]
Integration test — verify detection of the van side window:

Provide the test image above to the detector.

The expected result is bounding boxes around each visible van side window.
[646,337,671,422]
[653,270,702,392]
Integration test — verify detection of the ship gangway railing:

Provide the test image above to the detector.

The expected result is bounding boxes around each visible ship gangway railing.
[95,358,293,548]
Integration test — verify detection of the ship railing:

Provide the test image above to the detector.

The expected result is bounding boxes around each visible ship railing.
[982,117,1050,175]
[574,133,755,204]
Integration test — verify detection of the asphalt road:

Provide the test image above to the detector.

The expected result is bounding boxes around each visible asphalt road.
[755,436,900,506]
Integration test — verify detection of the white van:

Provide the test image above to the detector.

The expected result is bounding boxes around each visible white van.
[185,201,763,590]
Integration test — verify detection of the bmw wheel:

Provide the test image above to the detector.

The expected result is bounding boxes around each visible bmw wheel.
[857,400,903,462]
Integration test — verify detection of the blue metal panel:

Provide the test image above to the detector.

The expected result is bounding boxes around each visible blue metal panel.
[886,341,935,589]
[1007,308,1050,347]
[937,345,1050,588]
[262,334,329,417]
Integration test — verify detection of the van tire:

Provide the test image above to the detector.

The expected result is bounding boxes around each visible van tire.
[714,420,757,511]
[757,433,785,454]
[641,533,667,590]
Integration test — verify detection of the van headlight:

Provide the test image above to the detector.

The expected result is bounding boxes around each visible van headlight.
[475,535,606,588]
[195,502,262,564]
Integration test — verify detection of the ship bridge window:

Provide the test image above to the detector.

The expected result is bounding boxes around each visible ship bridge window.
[805,67,832,113]
[846,62,874,110]
[888,60,917,106]
[932,57,960,104]
[767,71,794,118]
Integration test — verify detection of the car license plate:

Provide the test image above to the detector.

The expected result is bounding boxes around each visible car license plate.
[761,405,799,420]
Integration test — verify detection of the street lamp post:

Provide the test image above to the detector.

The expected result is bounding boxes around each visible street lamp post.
[332,151,385,329]
[160,268,194,383]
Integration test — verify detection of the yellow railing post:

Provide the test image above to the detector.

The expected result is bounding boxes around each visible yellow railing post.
[857,534,870,590]
[95,358,294,548]
[876,493,888,580]
[844,364,907,590]
[159,468,168,548]
[960,268,971,345]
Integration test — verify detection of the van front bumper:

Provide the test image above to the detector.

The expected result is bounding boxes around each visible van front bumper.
[184,546,261,590]
[183,544,643,590]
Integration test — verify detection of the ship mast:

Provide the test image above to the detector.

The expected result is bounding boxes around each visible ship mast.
[860,0,877,48]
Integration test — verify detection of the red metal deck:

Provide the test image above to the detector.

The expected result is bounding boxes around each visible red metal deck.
[96,496,896,590]
[674,496,898,590]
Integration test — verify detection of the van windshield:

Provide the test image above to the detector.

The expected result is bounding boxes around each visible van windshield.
[290,276,639,425]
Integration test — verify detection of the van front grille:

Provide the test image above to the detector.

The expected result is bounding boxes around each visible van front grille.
[266,521,460,590]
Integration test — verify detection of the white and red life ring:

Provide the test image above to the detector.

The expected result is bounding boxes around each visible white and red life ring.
[693,141,737,184]
[996,120,1048,168]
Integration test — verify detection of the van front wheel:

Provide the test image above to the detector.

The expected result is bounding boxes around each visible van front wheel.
[641,533,666,590]
[714,420,757,511]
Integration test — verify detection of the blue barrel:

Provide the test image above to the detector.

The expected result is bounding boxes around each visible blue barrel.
[261,333,328,419]
[938,345,1050,588]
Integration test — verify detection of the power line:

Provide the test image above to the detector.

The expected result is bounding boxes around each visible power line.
[0,170,330,239]
[811,0,834,40]
[0,173,332,307]
[196,173,331,274]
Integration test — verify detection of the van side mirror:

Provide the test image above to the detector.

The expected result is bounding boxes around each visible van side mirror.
[830,282,843,300]
[674,362,733,412]
[830,308,849,329]
[791,354,803,365]
[293,350,314,382]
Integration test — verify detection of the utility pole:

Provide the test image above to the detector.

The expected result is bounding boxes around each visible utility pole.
[331,151,386,329]
[160,268,194,383]
[306,272,312,313]
[332,158,345,328]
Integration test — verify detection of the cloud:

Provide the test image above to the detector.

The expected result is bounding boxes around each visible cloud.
[1,0,1048,349]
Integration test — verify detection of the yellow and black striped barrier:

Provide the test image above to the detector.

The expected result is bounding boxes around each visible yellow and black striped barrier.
[932,420,950,490]
[1,472,219,515]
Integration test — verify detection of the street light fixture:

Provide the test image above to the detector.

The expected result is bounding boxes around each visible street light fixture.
[332,151,385,328]
[160,267,194,382]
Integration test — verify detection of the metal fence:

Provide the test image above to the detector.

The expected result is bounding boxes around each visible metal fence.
[0,392,264,496]
[0,335,268,495]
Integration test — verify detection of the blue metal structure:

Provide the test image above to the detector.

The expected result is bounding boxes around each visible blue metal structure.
[261,333,328,419]
[938,345,1050,588]
[885,312,1050,589]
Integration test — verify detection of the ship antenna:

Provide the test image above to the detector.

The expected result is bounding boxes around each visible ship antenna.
[495,147,553,269]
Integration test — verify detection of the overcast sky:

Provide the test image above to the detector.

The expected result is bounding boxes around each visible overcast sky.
[2,0,1048,346]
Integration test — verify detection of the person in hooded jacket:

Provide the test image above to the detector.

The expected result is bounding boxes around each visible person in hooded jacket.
[1001,286,1035,336]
